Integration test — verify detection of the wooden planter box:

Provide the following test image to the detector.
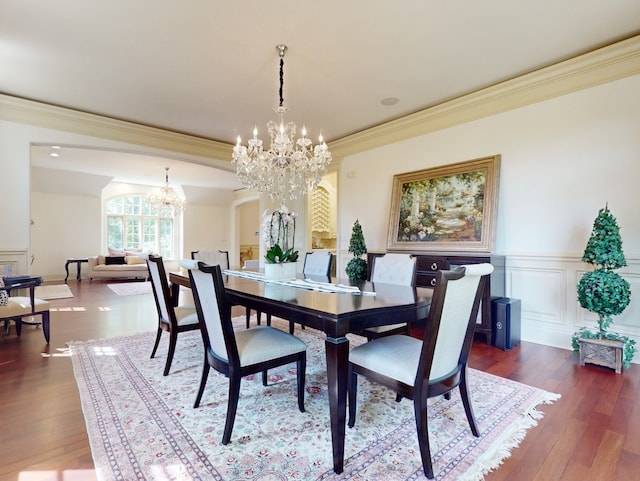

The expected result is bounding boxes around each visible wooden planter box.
[578,337,624,374]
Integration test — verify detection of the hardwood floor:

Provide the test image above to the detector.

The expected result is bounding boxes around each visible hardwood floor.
[1,279,639,481]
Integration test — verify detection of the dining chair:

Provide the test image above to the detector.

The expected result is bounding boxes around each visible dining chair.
[359,253,417,340]
[284,251,335,334]
[186,260,307,444]
[191,249,230,270]
[147,255,200,376]
[347,263,494,478]
[302,251,333,277]
[242,259,272,328]
[192,250,260,329]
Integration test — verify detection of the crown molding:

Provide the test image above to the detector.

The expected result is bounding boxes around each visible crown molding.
[328,35,640,160]
[0,94,232,161]
[2,35,639,165]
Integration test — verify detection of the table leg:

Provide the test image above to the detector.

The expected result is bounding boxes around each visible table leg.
[76,261,82,281]
[325,335,350,474]
[64,260,71,283]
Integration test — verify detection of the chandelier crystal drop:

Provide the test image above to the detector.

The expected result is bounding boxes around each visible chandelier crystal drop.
[232,44,332,203]
[147,167,185,215]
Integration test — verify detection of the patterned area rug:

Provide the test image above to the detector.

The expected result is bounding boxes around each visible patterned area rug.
[69,318,560,481]
[107,281,153,296]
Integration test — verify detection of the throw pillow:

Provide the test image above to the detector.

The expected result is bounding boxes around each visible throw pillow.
[0,276,8,306]
[108,247,126,257]
[105,256,127,265]
[125,256,146,265]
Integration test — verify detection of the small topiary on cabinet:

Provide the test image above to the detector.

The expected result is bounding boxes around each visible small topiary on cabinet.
[345,220,368,282]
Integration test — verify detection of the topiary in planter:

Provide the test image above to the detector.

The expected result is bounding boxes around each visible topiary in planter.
[572,205,634,368]
[345,220,368,282]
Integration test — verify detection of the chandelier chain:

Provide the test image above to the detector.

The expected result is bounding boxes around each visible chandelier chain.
[279,56,284,108]
[231,44,332,204]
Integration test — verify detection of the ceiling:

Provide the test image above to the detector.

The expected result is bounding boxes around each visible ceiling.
[2,1,640,191]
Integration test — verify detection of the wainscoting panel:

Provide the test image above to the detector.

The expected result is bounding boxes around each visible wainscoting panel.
[508,267,565,325]
[0,248,28,277]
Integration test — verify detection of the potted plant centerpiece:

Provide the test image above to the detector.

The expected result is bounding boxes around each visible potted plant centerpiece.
[262,206,299,280]
[572,205,635,373]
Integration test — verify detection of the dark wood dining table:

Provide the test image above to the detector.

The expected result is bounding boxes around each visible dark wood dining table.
[169,269,432,474]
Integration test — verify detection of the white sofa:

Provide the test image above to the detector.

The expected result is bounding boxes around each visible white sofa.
[88,255,149,281]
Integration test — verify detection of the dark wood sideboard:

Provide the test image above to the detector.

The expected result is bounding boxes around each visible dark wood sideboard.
[367,252,505,344]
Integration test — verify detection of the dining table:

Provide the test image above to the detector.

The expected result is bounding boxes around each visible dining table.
[169,268,433,474]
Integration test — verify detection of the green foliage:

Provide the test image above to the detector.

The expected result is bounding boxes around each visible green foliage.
[574,205,634,368]
[582,206,627,270]
[348,220,367,257]
[577,270,630,334]
[346,257,368,282]
[346,220,368,281]
[263,244,299,264]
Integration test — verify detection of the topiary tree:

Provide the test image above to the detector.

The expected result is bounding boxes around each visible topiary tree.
[572,205,635,367]
[345,220,368,282]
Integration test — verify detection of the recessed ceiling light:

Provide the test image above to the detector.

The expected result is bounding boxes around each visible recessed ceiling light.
[380,97,399,106]
[51,145,61,149]
[50,152,59,157]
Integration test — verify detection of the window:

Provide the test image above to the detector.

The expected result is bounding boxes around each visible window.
[106,195,176,258]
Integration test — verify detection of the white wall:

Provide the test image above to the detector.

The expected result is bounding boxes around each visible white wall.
[183,203,232,259]
[338,74,640,356]
[31,191,101,278]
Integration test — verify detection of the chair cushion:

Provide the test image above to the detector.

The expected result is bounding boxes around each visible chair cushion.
[363,323,407,334]
[349,335,421,386]
[235,326,306,366]
[0,296,50,318]
[174,306,199,326]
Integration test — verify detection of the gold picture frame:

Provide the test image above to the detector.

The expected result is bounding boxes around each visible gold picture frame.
[387,155,501,253]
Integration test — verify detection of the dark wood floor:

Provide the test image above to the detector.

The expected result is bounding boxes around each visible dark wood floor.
[1,279,639,481]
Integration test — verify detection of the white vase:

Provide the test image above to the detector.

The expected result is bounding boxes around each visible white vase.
[264,262,298,281]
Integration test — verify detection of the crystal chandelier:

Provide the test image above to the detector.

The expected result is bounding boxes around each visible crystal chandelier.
[232,44,332,203]
[147,167,185,215]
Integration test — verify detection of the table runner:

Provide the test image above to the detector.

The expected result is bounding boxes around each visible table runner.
[223,269,371,294]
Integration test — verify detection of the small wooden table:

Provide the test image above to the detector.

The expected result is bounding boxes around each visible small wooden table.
[64,258,88,282]
[169,269,432,474]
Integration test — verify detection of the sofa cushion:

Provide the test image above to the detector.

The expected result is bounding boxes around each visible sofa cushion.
[105,256,126,265]
[126,256,146,265]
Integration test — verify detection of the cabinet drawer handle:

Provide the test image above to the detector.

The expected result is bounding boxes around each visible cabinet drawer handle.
[430,278,437,287]
[430,262,438,271]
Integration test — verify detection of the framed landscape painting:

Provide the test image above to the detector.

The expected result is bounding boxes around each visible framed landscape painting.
[387,155,501,253]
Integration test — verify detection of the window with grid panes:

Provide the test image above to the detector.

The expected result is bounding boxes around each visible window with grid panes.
[106,195,175,258]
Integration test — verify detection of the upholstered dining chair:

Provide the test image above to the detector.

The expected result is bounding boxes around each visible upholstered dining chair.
[347,263,494,479]
[302,251,333,277]
[358,253,417,340]
[191,249,230,270]
[186,260,307,445]
[192,250,260,329]
[284,250,335,334]
[147,255,200,376]
[242,259,272,328]
[0,279,51,343]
